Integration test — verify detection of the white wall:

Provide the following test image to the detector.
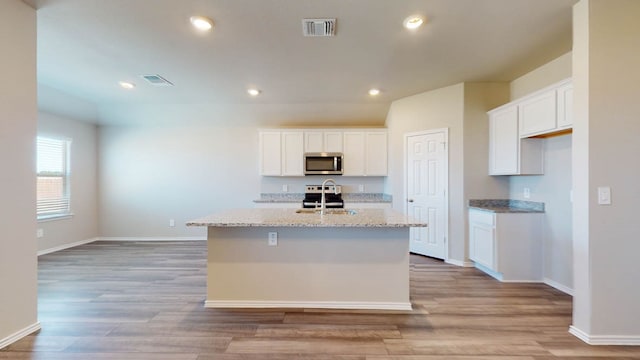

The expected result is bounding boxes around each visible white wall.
[38,111,99,253]
[385,83,510,263]
[0,0,39,346]
[572,0,640,342]
[99,124,258,238]
[510,52,572,100]
[509,135,573,290]
[98,124,384,238]
[507,52,574,292]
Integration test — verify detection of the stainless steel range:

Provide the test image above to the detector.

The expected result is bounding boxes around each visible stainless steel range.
[302,184,344,209]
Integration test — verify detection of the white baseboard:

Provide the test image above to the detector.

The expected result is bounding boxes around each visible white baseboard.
[544,277,574,296]
[569,325,640,345]
[97,236,206,241]
[205,300,412,311]
[38,237,99,256]
[0,322,41,349]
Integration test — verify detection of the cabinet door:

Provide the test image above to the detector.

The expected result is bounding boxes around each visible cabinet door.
[324,132,343,152]
[259,132,281,176]
[342,132,365,176]
[304,131,324,153]
[365,132,388,176]
[556,83,573,129]
[489,106,519,175]
[518,89,557,137]
[469,221,496,270]
[281,131,304,176]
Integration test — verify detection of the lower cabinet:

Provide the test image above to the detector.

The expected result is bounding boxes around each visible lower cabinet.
[468,209,542,281]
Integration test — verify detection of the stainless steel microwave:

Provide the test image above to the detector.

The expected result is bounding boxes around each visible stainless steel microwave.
[304,152,343,175]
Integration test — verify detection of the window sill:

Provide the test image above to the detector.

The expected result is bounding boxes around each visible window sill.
[37,213,74,223]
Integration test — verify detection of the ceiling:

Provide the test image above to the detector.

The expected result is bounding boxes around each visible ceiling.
[27,0,577,125]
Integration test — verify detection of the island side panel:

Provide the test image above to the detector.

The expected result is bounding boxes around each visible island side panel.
[206,226,410,310]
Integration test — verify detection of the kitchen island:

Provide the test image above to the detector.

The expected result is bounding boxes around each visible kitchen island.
[187,208,425,310]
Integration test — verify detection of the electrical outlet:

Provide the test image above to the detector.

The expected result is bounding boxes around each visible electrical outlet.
[36,229,44,238]
[268,232,278,246]
[282,184,288,192]
[169,219,175,227]
[523,187,530,199]
[358,184,365,192]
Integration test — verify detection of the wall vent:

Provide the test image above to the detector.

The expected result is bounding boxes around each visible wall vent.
[141,74,174,86]
[302,18,336,37]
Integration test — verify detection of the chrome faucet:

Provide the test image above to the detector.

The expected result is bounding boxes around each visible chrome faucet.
[320,178,338,215]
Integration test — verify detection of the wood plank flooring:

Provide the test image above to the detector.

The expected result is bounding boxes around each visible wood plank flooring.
[2,240,639,359]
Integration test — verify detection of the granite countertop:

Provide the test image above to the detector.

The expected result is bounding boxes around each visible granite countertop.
[186,208,425,228]
[253,193,392,203]
[468,199,545,213]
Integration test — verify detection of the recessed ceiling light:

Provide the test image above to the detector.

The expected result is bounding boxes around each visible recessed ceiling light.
[190,15,213,31]
[368,88,381,96]
[247,88,261,97]
[403,15,424,30]
[119,81,135,89]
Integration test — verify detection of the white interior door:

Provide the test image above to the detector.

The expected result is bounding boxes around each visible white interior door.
[406,129,448,259]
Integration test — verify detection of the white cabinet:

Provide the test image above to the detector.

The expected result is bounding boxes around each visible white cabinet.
[518,78,573,138]
[468,209,543,281]
[556,82,573,129]
[342,132,366,176]
[261,128,386,177]
[304,131,343,153]
[259,131,304,176]
[469,210,496,269]
[342,131,388,176]
[259,131,282,176]
[488,106,543,175]
[519,89,557,136]
[365,132,388,176]
[281,131,304,176]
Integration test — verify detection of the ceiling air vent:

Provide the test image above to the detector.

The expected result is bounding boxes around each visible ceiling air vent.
[302,18,336,37]
[140,74,174,86]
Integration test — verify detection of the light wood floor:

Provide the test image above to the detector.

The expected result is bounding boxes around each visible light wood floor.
[2,241,639,359]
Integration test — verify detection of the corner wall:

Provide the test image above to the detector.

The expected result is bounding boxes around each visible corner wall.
[0,0,39,347]
[572,0,640,343]
[38,112,99,254]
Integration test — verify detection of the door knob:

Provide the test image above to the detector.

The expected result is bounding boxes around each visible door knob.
[407,199,414,202]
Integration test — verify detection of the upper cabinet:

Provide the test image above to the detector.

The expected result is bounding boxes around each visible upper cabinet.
[260,129,387,177]
[488,106,543,175]
[518,78,573,138]
[259,130,304,176]
[342,130,388,176]
[487,78,571,176]
[556,82,573,129]
[259,131,282,176]
[364,131,388,176]
[304,130,343,153]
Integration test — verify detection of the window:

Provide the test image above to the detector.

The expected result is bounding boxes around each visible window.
[37,137,71,220]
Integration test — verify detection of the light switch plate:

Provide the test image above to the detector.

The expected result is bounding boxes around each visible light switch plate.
[523,187,530,199]
[597,186,611,205]
[282,184,288,192]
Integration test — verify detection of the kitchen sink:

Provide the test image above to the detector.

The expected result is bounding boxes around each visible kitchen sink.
[295,209,357,215]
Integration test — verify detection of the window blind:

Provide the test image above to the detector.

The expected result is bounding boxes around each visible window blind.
[37,137,71,218]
